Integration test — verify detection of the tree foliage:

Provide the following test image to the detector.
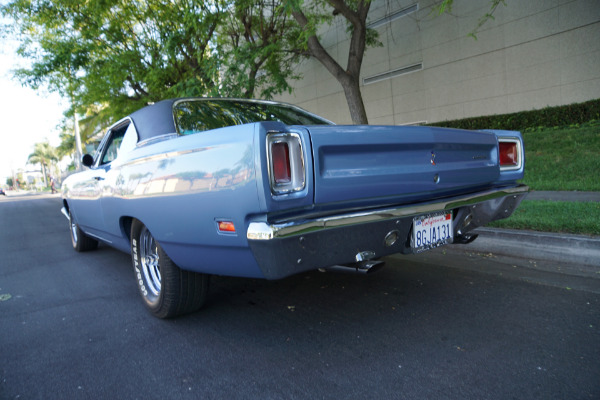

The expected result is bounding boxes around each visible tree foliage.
[434,0,507,39]
[2,0,308,158]
[217,0,304,99]
[2,0,226,127]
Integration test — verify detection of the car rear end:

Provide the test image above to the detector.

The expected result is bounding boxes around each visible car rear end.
[247,124,527,279]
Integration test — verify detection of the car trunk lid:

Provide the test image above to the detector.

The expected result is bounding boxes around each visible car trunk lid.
[307,125,499,207]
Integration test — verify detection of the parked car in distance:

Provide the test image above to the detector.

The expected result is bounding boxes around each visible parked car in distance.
[61,98,528,318]
[0,188,6,196]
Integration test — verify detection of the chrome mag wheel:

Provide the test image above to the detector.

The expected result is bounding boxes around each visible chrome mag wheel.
[70,218,78,244]
[139,226,161,297]
[68,210,98,252]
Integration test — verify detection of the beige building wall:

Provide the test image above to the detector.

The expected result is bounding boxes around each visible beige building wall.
[274,0,600,125]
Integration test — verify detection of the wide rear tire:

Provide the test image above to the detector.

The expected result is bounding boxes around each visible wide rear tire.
[130,219,209,318]
[69,211,99,252]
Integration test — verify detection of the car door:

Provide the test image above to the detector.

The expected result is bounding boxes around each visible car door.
[70,120,134,240]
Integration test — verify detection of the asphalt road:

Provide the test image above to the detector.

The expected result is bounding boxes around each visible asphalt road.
[1,194,599,400]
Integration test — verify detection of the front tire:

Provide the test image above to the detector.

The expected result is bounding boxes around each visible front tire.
[69,211,98,252]
[130,219,209,318]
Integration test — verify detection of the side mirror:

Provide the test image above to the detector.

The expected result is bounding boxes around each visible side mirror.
[82,154,94,168]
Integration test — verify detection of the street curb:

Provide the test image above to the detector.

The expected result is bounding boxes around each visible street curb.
[461,228,600,268]
[526,191,600,202]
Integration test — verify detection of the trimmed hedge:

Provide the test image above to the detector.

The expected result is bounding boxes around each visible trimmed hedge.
[429,98,600,131]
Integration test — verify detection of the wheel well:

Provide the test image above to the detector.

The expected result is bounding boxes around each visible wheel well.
[120,217,134,243]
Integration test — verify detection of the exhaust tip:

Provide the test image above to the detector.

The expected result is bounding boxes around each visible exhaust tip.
[359,260,385,274]
[324,260,385,275]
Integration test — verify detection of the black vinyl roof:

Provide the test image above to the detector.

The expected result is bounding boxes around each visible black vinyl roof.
[128,99,178,142]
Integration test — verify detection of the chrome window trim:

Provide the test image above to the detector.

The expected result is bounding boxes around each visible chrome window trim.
[93,117,134,167]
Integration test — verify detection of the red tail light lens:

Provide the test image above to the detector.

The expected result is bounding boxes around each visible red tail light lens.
[271,142,291,184]
[499,142,518,166]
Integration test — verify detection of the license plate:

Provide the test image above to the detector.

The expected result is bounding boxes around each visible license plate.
[412,212,453,252]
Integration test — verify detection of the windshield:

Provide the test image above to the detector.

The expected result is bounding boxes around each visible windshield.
[173,99,332,135]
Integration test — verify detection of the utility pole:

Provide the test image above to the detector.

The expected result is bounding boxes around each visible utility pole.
[68,66,84,171]
[73,110,83,170]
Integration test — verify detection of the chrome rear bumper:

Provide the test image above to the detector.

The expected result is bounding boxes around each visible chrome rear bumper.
[247,185,528,279]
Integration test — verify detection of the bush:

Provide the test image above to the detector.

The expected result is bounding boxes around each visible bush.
[429,98,600,131]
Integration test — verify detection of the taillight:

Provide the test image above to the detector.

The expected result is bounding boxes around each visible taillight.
[268,133,305,194]
[499,142,517,166]
[271,142,291,184]
[498,138,522,170]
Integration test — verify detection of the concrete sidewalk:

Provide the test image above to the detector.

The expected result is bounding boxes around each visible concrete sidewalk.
[526,190,600,202]
[461,227,600,268]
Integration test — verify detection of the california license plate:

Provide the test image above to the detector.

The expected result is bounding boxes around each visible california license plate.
[412,212,453,252]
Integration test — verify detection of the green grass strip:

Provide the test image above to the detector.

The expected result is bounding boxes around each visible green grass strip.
[522,121,600,191]
[489,200,600,236]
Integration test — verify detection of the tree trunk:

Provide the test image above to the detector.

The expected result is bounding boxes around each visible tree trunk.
[41,163,48,187]
[339,73,368,124]
[291,4,370,125]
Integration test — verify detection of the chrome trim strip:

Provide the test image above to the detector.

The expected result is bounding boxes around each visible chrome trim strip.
[137,133,179,147]
[123,147,207,168]
[85,231,113,243]
[247,185,529,240]
[60,207,70,220]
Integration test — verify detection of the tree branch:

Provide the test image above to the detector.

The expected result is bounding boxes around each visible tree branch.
[291,9,349,83]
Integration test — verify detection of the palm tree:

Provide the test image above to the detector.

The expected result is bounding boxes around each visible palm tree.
[28,142,59,187]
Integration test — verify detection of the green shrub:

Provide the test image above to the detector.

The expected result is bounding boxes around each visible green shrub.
[429,98,600,131]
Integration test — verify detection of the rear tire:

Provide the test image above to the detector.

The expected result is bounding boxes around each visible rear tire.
[69,211,98,252]
[130,219,209,318]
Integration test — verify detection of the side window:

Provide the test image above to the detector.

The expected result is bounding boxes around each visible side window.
[101,130,125,164]
[100,122,138,165]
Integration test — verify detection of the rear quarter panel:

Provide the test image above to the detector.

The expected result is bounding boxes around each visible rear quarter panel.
[103,123,267,277]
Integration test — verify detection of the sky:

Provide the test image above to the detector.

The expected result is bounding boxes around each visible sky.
[0,38,67,185]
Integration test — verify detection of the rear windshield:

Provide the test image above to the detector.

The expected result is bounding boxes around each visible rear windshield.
[173,99,332,135]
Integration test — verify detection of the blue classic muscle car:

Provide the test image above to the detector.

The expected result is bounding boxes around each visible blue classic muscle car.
[61,98,528,318]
